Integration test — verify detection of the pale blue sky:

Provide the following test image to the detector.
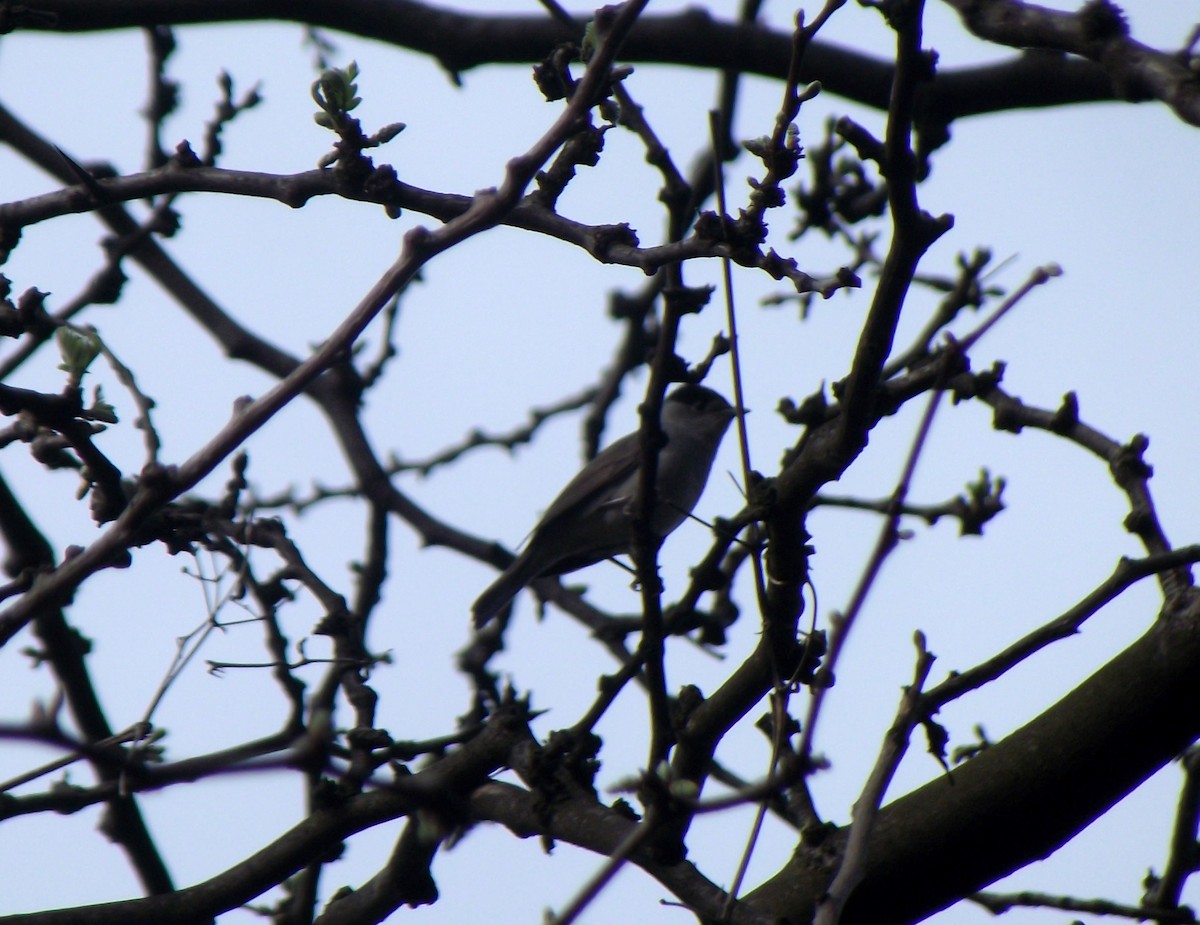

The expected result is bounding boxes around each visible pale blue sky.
[0,3,1196,923]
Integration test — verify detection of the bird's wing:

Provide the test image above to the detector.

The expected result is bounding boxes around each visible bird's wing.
[535,431,641,528]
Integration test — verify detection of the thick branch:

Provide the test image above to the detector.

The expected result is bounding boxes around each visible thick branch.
[743,588,1200,925]
[941,0,1200,125]
[19,0,1187,124]
[0,699,528,924]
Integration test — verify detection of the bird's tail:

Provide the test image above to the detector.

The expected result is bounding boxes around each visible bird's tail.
[471,553,538,628]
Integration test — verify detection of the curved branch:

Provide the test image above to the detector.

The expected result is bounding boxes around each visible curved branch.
[941,0,1200,125]
[20,0,1195,125]
[0,698,526,925]
[0,0,652,647]
[744,588,1200,925]
[0,162,854,295]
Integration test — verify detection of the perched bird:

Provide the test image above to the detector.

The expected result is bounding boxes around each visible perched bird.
[472,384,736,627]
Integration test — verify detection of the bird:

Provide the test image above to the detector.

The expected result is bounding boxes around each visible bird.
[472,384,736,627]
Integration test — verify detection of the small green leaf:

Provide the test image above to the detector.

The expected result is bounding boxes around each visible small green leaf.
[580,20,598,62]
[668,779,699,800]
[312,61,361,114]
[56,327,102,380]
[88,386,117,424]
